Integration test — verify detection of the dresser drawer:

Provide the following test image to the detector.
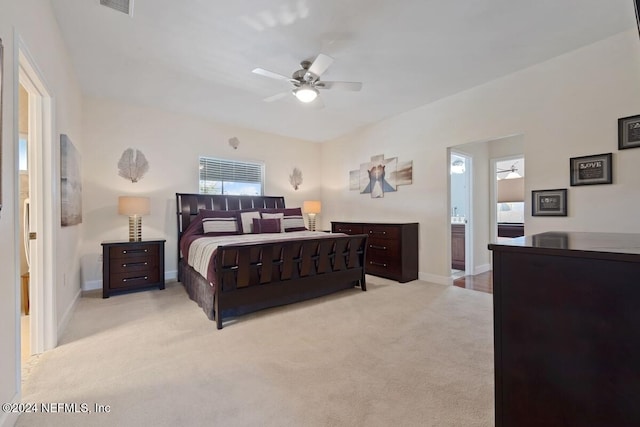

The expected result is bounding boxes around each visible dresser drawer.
[366,257,402,277]
[109,270,160,289]
[367,239,400,257]
[109,244,158,260]
[332,223,364,234]
[364,224,400,240]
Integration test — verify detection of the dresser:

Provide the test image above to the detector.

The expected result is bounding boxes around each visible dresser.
[331,221,418,283]
[101,239,165,298]
[489,232,640,426]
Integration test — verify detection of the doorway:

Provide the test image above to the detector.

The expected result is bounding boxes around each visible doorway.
[18,83,31,365]
[449,151,473,276]
[18,43,57,362]
[494,156,525,240]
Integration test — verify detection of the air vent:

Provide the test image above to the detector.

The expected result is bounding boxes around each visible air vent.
[100,0,133,16]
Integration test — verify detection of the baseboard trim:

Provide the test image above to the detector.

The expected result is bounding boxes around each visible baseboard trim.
[418,272,453,286]
[58,288,81,338]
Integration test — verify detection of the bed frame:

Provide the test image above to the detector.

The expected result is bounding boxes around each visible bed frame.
[176,193,368,329]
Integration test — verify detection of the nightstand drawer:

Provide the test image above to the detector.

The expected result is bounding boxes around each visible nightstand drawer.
[109,244,158,259]
[109,270,160,289]
[110,256,155,274]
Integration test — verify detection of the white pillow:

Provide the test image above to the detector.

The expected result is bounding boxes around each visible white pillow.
[261,212,285,233]
[239,211,261,234]
[202,217,238,234]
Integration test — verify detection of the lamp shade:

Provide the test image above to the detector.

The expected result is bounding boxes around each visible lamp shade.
[497,178,524,203]
[118,196,150,216]
[302,200,321,214]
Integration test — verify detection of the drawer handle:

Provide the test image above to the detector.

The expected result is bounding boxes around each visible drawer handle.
[339,228,352,232]
[369,244,387,250]
[369,261,387,267]
[369,230,387,235]
[122,249,148,254]
[122,262,148,268]
[122,276,148,282]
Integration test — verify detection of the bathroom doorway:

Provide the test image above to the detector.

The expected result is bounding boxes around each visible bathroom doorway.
[450,151,473,275]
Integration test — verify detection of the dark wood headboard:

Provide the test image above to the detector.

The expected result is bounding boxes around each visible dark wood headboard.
[175,193,286,261]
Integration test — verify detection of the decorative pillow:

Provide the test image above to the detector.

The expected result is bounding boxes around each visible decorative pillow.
[239,210,262,234]
[252,218,281,234]
[261,208,306,232]
[261,212,285,233]
[200,210,240,235]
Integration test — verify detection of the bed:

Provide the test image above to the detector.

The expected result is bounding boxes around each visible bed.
[176,193,368,329]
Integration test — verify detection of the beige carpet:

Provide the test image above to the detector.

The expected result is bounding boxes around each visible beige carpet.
[17,276,494,427]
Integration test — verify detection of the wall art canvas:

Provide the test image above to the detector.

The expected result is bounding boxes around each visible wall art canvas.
[60,134,82,226]
[349,154,413,198]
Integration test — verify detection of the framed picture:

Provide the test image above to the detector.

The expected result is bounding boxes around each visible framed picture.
[569,153,612,186]
[532,189,567,217]
[618,114,640,149]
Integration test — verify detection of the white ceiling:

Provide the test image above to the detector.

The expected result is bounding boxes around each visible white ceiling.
[50,0,635,142]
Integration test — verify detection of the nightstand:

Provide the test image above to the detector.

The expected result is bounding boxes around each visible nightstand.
[101,239,166,298]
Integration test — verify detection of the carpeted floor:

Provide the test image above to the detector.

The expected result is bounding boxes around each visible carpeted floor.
[17,276,494,427]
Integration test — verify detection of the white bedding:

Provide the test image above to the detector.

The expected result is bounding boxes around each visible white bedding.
[187,230,336,284]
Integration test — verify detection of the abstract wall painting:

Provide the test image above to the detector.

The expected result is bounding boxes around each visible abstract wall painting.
[350,154,413,198]
[60,134,82,226]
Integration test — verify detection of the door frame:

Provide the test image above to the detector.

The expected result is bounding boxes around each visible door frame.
[449,150,474,275]
[491,154,524,242]
[16,37,57,356]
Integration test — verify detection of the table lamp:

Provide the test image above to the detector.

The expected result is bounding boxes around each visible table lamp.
[118,196,150,241]
[302,200,321,231]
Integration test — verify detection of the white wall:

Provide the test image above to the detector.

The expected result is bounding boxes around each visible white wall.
[0,0,84,426]
[80,97,321,289]
[321,29,640,284]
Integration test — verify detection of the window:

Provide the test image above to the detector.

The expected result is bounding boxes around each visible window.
[19,135,28,171]
[199,157,264,195]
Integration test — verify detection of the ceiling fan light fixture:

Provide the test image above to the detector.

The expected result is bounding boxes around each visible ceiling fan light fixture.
[293,84,318,103]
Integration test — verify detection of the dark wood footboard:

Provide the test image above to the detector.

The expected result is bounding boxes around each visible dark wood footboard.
[213,234,368,329]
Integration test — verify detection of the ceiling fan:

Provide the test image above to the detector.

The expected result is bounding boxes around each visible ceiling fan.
[252,53,362,104]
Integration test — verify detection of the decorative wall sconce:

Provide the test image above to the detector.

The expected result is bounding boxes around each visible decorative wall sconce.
[289,167,303,190]
[118,148,149,183]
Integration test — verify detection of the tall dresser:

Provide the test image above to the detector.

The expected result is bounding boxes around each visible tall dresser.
[489,232,640,426]
[331,221,418,283]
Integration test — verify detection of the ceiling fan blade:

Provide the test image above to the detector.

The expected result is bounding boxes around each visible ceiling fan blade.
[252,68,291,81]
[317,81,362,91]
[308,53,334,77]
[263,92,290,102]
